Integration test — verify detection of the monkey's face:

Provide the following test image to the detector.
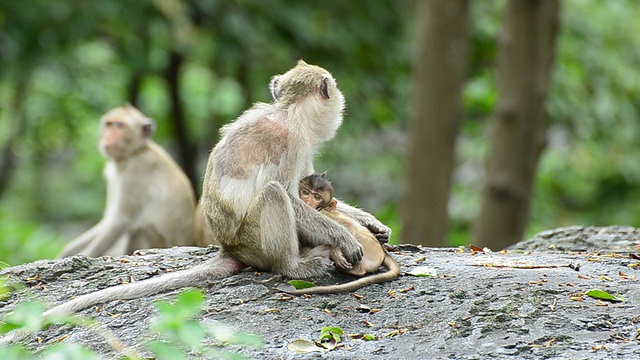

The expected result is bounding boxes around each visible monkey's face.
[299,186,330,210]
[99,106,154,160]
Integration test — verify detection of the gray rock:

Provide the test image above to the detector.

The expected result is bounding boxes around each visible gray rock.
[510,225,640,252]
[1,235,639,359]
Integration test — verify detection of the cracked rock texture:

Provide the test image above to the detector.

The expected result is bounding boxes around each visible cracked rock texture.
[1,226,640,359]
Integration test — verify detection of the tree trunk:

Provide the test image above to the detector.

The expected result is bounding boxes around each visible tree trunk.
[127,71,142,107]
[0,83,27,200]
[472,0,559,250]
[166,50,198,195]
[402,0,470,246]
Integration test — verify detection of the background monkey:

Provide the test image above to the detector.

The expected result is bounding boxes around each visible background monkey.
[289,173,400,295]
[0,61,390,345]
[58,105,196,258]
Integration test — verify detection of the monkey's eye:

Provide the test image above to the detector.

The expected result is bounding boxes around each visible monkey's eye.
[106,121,124,128]
[320,77,330,99]
[300,189,310,196]
[314,194,322,201]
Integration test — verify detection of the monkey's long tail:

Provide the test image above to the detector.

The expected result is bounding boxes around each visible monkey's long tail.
[283,253,400,295]
[0,254,245,346]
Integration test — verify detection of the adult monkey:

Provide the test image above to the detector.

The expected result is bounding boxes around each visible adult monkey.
[0,61,390,345]
[193,201,217,246]
[201,59,390,277]
[58,105,195,258]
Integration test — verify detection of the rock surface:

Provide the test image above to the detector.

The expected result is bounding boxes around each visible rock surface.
[1,226,640,359]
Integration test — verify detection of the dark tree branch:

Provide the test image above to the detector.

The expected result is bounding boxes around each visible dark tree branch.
[165,49,198,196]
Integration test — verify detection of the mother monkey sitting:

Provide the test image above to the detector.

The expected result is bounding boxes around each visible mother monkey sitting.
[202,60,391,278]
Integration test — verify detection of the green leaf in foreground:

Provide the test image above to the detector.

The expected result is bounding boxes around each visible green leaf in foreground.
[319,326,344,343]
[584,289,623,302]
[0,301,47,334]
[149,341,188,360]
[287,280,317,290]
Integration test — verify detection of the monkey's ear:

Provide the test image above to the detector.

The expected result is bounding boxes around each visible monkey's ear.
[320,77,330,99]
[270,75,281,101]
[327,198,338,212]
[319,172,327,179]
[142,119,156,138]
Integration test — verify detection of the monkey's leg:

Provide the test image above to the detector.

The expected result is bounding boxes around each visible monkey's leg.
[57,224,101,258]
[241,182,331,278]
[300,244,332,258]
[81,225,126,258]
[128,227,165,253]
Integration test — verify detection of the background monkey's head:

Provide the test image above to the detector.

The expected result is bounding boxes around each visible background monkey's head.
[99,105,156,160]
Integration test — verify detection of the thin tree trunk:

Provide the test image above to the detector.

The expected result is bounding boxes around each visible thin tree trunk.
[0,83,27,200]
[166,49,198,195]
[127,71,142,107]
[402,0,470,246]
[472,0,559,250]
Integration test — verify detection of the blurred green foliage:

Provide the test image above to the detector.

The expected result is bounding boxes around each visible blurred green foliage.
[0,288,260,358]
[0,0,639,265]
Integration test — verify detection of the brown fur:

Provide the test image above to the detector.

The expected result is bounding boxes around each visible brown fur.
[288,174,400,295]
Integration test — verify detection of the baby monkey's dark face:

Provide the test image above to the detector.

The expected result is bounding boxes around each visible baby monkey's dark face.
[299,174,333,210]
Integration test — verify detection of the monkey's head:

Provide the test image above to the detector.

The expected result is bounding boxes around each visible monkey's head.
[299,173,334,210]
[99,104,156,160]
[270,60,345,142]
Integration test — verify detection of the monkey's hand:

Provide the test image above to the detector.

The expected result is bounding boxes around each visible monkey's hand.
[329,248,353,271]
[334,232,363,265]
[335,200,392,244]
[292,196,363,264]
[367,222,392,244]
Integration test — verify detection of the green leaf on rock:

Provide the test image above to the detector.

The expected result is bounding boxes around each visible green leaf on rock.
[287,280,317,289]
[319,326,344,343]
[585,289,623,302]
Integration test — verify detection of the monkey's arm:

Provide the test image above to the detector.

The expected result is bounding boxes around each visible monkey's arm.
[335,201,391,243]
[290,195,363,264]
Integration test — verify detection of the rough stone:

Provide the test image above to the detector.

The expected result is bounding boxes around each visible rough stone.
[1,227,639,359]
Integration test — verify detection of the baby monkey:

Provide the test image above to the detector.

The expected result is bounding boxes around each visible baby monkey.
[292,173,400,294]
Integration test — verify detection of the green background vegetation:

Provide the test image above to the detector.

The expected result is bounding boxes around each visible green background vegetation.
[1,0,639,265]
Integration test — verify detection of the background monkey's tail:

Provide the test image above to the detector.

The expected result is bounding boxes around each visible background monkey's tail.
[282,253,400,295]
[0,254,245,346]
